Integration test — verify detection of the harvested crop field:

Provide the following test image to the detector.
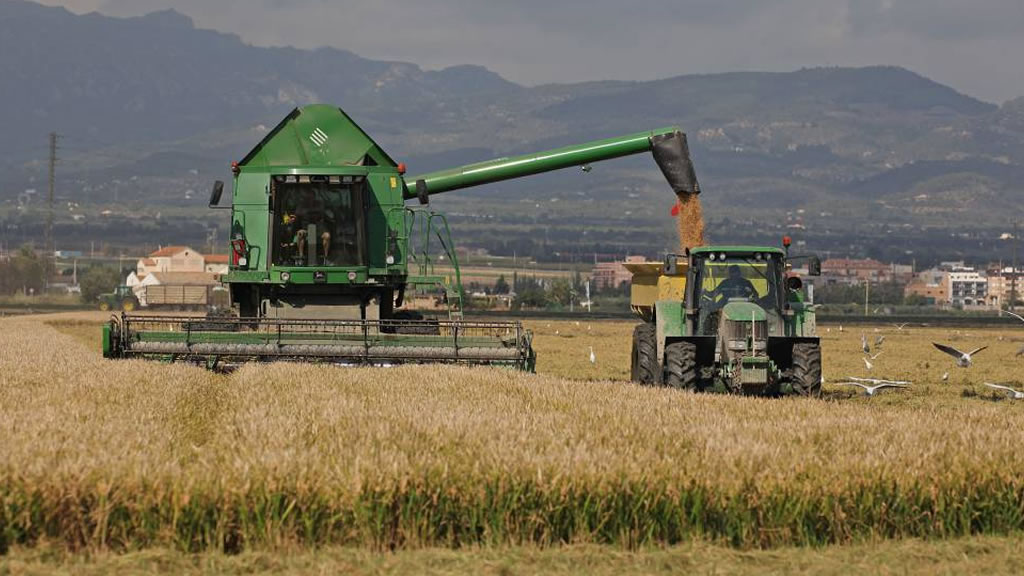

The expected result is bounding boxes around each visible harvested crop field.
[2,313,1024,565]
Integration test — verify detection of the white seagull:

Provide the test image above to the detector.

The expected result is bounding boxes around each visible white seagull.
[1002,310,1024,323]
[941,371,949,382]
[862,350,883,370]
[932,343,988,368]
[861,333,870,354]
[875,335,886,348]
[984,383,1024,399]
[588,346,596,364]
[892,322,909,331]
[837,377,909,396]
[983,383,1024,397]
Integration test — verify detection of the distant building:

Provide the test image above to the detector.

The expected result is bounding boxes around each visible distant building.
[592,255,646,290]
[986,266,1022,308]
[946,267,988,308]
[128,246,228,297]
[820,258,909,285]
[904,268,948,306]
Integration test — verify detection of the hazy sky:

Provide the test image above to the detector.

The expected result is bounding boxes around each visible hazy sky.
[37,0,1024,103]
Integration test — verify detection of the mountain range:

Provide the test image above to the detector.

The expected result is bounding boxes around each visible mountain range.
[1,0,1022,263]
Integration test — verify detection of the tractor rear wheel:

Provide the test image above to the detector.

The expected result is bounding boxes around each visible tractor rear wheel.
[791,342,822,397]
[664,341,698,391]
[630,323,657,385]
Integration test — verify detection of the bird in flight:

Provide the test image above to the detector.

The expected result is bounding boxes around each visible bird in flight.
[837,377,909,396]
[1002,310,1024,323]
[984,383,1024,399]
[892,322,909,331]
[862,351,883,371]
[932,343,988,368]
[861,333,870,355]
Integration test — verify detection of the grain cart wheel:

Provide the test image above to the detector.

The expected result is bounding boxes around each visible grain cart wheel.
[791,343,822,397]
[664,341,698,391]
[630,323,658,385]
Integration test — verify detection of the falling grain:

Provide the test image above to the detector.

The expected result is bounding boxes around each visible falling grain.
[676,192,706,251]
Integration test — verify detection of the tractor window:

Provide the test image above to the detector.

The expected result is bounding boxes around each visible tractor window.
[271,176,366,267]
[693,255,783,335]
[696,256,783,312]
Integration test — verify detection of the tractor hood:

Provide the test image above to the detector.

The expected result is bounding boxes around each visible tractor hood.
[721,301,767,322]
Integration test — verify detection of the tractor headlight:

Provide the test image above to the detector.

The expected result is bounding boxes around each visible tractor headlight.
[280,271,291,282]
[386,255,395,265]
[347,271,357,281]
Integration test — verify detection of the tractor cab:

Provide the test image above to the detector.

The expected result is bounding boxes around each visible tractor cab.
[687,247,785,338]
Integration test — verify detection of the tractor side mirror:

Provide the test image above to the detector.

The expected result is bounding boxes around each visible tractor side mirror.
[209,180,224,208]
[807,255,822,276]
[664,254,678,276]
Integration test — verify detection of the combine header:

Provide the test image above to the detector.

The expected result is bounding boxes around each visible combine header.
[104,104,699,369]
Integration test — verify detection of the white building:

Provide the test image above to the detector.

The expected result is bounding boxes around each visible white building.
[946,267,988,308]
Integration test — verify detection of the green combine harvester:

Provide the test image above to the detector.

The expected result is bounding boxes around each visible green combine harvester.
[103,104,700,370]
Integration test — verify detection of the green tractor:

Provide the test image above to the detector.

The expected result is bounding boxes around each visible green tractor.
[97,285,138,312]
[627,242,822,396]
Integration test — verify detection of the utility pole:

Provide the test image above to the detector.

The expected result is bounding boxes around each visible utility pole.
[1012,222,1019,311]
[864,281,870,316]
[46,132,59,281]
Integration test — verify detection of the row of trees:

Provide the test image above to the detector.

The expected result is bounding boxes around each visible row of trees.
[0,244,123,303]
[0,247,46,296]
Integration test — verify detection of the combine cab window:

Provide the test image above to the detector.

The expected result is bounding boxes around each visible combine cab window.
[271,176,367,267]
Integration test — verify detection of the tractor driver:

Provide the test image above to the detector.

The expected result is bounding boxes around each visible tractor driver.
[711,264,758,302]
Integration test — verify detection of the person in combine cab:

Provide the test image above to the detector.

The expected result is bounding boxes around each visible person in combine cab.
[714,264,758,301]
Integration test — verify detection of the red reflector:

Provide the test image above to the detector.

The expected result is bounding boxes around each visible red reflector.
[782,235,792,247]
[670,203,680,217]
[397,162,407,175]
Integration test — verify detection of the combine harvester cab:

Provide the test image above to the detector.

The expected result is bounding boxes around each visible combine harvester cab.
[104,104,699,370]
[628,242,823,396]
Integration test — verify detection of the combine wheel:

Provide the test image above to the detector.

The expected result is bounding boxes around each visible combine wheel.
[630,323,658,385]
[664,341,698,391]
[791,343,822,397]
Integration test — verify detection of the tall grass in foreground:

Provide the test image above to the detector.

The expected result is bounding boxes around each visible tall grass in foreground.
[2,315,1024,553]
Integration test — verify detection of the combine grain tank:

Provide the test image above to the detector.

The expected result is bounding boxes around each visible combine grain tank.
[104,104,699,369]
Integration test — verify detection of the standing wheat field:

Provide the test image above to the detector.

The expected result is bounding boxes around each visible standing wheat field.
[2,313,1024,560]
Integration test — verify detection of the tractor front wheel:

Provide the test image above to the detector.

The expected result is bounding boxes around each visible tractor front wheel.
[630,323,658,385]
[664,341,698,391]
[791,343,822,397]
[98,301,111,312]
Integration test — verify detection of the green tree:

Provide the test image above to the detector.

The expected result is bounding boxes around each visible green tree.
[494,274,510,295]
[0,245,45,296]
[547,278,573,307]
[79,266,122,304]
